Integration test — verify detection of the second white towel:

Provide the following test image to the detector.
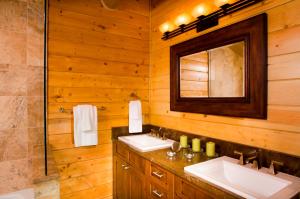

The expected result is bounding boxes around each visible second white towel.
[129,100,142,133]
[73,105,98,147]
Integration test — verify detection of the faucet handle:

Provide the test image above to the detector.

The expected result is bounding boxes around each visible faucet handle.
[245,150,258,162]
[234,150,244,165]
[234,150,243,156]
[157,128,167,140]
[161,132,167,140]
[269,160,284,175]
[246,149,257,156]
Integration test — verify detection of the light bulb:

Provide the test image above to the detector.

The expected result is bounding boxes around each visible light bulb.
[215,0,230,7]
[192,4,209,18]
[159,22,173,33]
[175,14,190,26]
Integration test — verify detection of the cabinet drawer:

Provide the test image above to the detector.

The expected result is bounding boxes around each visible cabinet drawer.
[129,150,146,174]
[116,141,129,160]
[149,183,169,199]
[150,163,171,188]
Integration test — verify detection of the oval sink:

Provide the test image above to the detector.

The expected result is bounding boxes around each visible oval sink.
[118,134,174,152]
[184,156,300,199]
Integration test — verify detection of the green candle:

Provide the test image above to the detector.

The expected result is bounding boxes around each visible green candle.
[192,138,201,152]
[206,142,215,157]
[180,135,188,148]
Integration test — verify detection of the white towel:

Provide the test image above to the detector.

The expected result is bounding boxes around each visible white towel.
[129,100,142,133]
[73,105,98,147]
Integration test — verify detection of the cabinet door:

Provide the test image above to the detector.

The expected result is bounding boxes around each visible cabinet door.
[175,176,213,199]
[130,168,146,199]
[115,157,130,199]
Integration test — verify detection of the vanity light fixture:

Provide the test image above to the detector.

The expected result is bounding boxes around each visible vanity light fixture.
[160,0,263,40]
[214,0,232,7]
[174,13,191,33]
[159,22,173,33]
[192,4,210,18]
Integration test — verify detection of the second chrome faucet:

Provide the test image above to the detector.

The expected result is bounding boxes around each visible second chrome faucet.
[234,150,260,170]
[233,149,284,174]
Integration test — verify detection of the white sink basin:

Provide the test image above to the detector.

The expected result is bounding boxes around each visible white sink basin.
[118,134,174,152]
[184,156,300,199]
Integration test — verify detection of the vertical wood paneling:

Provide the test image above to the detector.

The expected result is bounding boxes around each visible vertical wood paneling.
[150,0,300,156]
[48,0,149,198]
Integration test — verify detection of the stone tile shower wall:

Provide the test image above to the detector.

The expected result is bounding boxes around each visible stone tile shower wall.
[0,0,45,194]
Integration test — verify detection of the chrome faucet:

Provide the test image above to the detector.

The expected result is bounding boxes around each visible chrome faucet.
[150,128,167,140]
[245,152,260,170]
[158,127,167,140]
[150,129,156,137]
[269,160,283,175]
[234,150,258,166]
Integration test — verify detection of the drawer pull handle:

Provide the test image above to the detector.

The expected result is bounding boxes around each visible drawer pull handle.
[152,189,163,198]
[152,171,164,179]
[121,164,130,170]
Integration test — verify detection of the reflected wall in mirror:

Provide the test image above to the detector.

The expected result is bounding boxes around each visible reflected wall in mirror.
[170,14,267,118]
[180,41,245,98]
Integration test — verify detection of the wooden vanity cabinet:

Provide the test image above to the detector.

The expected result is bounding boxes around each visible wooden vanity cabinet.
[114,156,146,199]
[130,166,146,199]
[114,156,130,199]
[174,176,214,199]
[114,142,146,199]
[114,142,220,199]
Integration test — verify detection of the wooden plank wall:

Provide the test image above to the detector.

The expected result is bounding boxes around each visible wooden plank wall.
[47,0,149,198]
[150,0,300,156]
[180,54,209,97]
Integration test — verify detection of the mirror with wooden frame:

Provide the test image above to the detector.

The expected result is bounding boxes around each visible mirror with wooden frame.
[170,14,267,119]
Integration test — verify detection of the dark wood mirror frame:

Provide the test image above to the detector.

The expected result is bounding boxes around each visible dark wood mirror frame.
[170,14,267,119]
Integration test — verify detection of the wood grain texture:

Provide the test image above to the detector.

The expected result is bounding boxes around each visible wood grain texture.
[180,54,209,97]
[150,0,300,156]
[48,0,150,198]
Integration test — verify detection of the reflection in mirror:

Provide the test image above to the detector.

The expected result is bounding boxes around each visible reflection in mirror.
[180,41,245,98]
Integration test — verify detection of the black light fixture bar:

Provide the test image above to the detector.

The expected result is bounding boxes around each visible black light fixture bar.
[162,0,263,40]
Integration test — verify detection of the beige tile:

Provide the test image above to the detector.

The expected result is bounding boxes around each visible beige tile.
[0,96,27,130]
[0,0,27,33]
[0,64,27,96]
[0,0,46,195]
[27,33,44,67]
[28,0,44,35]
[27,96,44,128]
[0,31,27,65]
[27,0,45,66]
[27,66,44,96]
[29,153,46,181]
[34,179,60,199]
[28,128,44,148]
[28,128,45,170]
[28,145,45,174]
[0,128,28,161]
[0,159,30,194]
